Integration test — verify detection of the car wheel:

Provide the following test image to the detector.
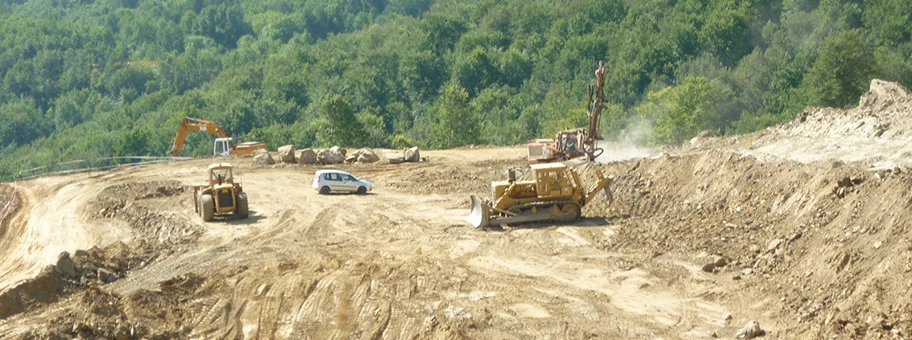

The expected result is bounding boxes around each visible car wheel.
[320,186,330,195]
[357,186,367,195]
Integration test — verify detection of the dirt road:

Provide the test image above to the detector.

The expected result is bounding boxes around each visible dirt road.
[2,80,912,339]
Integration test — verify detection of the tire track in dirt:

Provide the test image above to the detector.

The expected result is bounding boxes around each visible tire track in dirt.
[0,177,132,293]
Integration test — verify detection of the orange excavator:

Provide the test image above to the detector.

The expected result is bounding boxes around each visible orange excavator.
[169,116,267,157]
[527,61,608,163]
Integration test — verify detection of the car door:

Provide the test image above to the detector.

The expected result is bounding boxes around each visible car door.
[323,172,341,192]
[341,174,357,192]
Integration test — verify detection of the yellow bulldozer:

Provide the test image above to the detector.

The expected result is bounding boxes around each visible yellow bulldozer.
[194,163,249,222]
[466,163,614,229]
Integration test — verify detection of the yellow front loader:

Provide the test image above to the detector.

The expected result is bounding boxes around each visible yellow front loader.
[193,163,249,222]
[466,163,614,229]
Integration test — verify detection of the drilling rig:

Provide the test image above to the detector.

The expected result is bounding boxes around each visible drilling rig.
[527,61,608,163]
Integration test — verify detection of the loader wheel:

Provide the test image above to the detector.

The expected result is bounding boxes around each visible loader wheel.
[356,186,367,195]
[319,186,330,195]
[200,195,214,222]
[236,192,249,218]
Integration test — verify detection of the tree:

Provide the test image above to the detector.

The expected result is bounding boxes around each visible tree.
[451,47,499,97]
[356,109,388,147]
[801,29,874,108]
[314,94,365,147]
[386,0,434,17]
[433,86,478,148]
[421,14,467,55]
[105,65,156,102]
[862,0,912,47]
[190,4,252,49]
[0,99,48,148]
[699,1,753,66]
[113,125,154,156]
[497,47,533,88]
[638,76,732,145]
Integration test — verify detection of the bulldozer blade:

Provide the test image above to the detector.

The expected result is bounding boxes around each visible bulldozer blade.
[466,195,490,229]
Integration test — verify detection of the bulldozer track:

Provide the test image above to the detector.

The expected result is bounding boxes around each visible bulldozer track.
[506,200,578,213]
[504,200,582,222]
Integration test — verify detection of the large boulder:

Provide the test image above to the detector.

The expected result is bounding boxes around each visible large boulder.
[386,152,405,164]
[348,148,380,163]
[356,148,380,163]
[735,321,765,339]
[318,146,346,164]
[298,148,317,165]
[97,268,117,283]
[253,149,275,165]
[404,147,420,162]
[56,251,77,278]
[277,145,296,164]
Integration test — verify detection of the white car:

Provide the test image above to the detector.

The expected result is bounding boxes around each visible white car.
[312,170,373,195]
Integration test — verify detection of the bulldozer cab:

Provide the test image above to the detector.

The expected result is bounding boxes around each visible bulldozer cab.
[532,163,573,198]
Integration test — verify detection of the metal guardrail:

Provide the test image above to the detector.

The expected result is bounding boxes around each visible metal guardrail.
[0,182,17,224]
[15,156,193,181]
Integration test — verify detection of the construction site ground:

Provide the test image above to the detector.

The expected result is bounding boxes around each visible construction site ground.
[2,79,912,339]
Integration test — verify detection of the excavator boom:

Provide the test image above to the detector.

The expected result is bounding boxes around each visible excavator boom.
[169,116,232,156]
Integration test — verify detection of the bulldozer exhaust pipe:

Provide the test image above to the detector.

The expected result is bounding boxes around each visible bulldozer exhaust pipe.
[466,195,490,229]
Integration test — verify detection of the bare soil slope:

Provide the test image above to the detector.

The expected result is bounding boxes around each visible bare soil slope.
[1,80,911,339]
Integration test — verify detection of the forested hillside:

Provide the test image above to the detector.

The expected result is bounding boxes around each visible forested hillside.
[0,0,910,179]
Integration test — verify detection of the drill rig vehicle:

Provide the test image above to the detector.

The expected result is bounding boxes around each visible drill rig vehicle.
[528,61,608,163]
[169,116,267,157]
[466,163,614,229]
[194,163,249,222]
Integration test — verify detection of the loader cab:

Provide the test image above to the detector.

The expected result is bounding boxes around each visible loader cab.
[209,163,234,186]
[214,137,235,157]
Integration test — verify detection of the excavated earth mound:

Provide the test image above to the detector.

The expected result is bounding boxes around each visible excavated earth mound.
[693,79,912,170]
[89,180,199,247]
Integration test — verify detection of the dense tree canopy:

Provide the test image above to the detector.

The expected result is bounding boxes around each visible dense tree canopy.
[0,0,910,180]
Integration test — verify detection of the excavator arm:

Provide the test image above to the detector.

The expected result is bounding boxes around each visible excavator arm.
[169,116,231,156]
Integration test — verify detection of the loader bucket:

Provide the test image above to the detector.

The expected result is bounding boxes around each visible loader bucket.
[466,195,490,229]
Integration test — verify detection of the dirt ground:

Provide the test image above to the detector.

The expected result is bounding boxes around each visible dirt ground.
[1,80,912,339]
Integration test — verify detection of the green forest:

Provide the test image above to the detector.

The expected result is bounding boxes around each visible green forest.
[0,0,910,179]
